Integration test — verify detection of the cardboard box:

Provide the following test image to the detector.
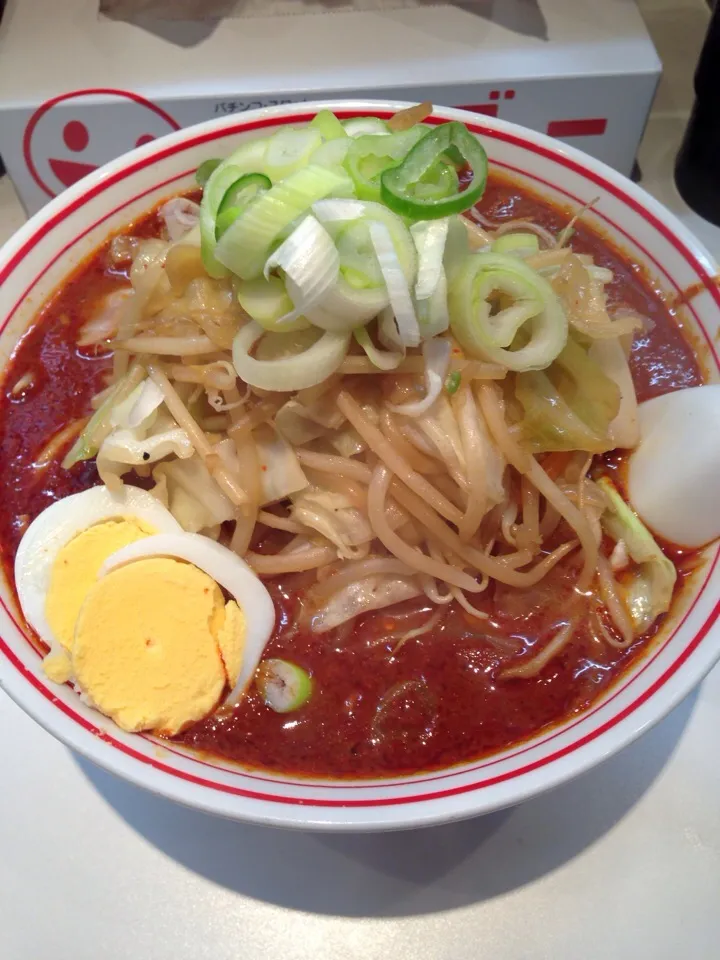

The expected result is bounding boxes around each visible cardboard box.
[0,0,661,215]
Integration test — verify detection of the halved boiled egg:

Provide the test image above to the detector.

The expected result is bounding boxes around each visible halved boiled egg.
[14,485,275,735]
[628,384,720,548]
[15,485,182,681]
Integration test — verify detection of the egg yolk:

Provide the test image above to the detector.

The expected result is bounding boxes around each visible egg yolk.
[72,557,244,735]
[212,598,245,691]
[45,518,155,653]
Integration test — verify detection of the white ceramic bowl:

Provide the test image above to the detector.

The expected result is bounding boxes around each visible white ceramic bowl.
[0,101,718,831]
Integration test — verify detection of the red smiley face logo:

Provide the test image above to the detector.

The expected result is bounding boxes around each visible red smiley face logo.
[24,88,181,198]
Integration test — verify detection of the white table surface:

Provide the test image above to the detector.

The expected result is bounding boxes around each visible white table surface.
[2,2,719,957]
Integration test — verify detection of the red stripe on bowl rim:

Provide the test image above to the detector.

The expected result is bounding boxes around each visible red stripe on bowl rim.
[0,106,718,810]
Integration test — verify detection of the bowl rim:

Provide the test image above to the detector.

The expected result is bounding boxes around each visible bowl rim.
[0,99,719,831]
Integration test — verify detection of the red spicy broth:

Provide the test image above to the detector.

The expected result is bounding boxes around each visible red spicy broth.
[0,172,704,778]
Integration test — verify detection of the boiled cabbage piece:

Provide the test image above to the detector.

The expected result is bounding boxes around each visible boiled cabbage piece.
[598,476,676,634]
[311,576,421,632]
[514,334,620,453]
[291,486,373,560]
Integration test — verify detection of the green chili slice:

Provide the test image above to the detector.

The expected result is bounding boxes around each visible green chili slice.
[215,172,272,238]
[411,161,459,201]
[381,121,488,220]
[310,109,348,141]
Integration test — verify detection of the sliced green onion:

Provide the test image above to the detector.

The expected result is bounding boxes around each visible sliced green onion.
[232,321,350,391]
[252,326,318,363]
[215,208,241,238]
[312,198,366,223]
[387,337,451,417]
[222,136,270,170]
[491,233,541,256]
[343,117,390,137]
[256,658,313,713]
[201,163,253,277]
[336,220,385,288]
[310,138,351,169]
[311,110,348,141]
[216,172,272,237]
[195,158,222,187]
[381,121,488,220]
[354,325,405,370]
[344,127,427,203]
[335,201,416,283]
[444,214,472,280]
[445,370,461,395]
[299,276,388,331]
[416,268,449,337]
[264,127,323,181]
[215,165,352,280]
[369,221,419,348]
[234,275,310,333]
[448,251,567,371]
[411,218,449,300]
[199,137,270,279]
[305,200,417,331]
[378,305,403,350]
[264,215,339,325]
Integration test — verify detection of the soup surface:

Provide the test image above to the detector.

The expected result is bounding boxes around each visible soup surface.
[0,173,702,778]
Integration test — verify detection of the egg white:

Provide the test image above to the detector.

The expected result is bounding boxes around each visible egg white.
[15,485,182,652]
[628,384,720,548]
[100,532,275,703]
